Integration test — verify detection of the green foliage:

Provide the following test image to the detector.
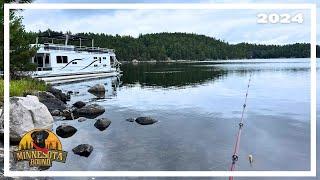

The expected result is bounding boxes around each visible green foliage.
[0,0,37,77]
[31,30,319,61]
[9,15,37,76]
[0,77,48,101]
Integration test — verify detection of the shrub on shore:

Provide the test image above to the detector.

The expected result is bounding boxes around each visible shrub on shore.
[0,78,49,103]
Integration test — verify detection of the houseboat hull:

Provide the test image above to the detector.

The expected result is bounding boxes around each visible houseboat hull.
[36,71,121,85]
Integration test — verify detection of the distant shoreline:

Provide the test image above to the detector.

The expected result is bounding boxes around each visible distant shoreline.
[121,57,315,63]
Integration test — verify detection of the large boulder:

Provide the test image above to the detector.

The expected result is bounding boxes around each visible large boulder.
[73,104,105,119]
[72,144,93,157]
[56,125,77,138]
[135,117,157,125]
[36,91,67,113]
[9,96,54,142]
[47,86,69,103]
[94,118,111,131]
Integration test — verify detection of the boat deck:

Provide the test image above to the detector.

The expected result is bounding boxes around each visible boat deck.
[35,71,121,85]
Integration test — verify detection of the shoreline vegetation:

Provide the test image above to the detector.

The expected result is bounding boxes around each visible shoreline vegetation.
[26,30,320,62]
[0,78,48,103]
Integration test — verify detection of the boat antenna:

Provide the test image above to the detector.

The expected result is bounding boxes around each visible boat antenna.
[229,73,252,180]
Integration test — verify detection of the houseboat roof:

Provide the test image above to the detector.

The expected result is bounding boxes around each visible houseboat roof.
[32,43,115,54]
[35,32,115,54]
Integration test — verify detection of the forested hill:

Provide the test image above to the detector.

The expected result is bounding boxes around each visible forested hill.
[27,31,319,61]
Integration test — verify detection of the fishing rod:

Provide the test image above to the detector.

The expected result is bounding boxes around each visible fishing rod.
[229,73,252,180]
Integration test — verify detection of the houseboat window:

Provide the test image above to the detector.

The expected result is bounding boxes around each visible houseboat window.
[45,56,49,64]
[56,56,68,63]
[56,56,62,63]
[99,60,101,63]
[72,62,77,64]
[94,57,97,59]
[36,56,43,64]
[110,56,115,65]
[62,56,68,63]
[103,57,106,59]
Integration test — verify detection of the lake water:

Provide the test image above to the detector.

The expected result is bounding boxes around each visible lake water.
[48,58,317,173]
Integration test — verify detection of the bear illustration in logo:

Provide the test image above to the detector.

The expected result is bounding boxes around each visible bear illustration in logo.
[31,130,49,153]
[14,129,68,168]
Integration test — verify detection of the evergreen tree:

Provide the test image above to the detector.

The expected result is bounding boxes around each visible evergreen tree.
[0,0,36,77]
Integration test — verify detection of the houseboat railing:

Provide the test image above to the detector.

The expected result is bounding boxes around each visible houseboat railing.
[33,43,115,54]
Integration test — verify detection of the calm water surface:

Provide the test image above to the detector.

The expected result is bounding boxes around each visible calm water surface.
[50,58,315,171]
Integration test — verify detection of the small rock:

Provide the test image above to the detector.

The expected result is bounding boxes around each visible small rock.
[62,109,78,120]
[88,84,105,93]
[88,84,105,98]
[135,117,157,125]
[73,101,86,109]
[51,110,61,116]
[126,118,135,122]
[72,144,93,157]
[94,118,111,131]
[73,104,105,119]
[56,125,77,138]
[47,86,69,103]
[77,117,87,122]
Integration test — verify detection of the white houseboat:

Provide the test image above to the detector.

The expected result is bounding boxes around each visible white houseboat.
[30,33,121,83]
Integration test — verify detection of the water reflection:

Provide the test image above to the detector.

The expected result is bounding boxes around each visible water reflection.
[120,59,311,88]
[48,58,313,171]
[120,62,228,88]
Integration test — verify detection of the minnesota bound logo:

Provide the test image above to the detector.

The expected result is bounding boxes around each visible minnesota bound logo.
[13,129,68,167]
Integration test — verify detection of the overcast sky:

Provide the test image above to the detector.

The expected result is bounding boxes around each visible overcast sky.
[19,0,320,45]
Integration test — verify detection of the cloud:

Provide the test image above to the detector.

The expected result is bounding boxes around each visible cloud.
[20,1,318,45]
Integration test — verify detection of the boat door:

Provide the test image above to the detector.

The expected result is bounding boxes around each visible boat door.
[35,53,51,71]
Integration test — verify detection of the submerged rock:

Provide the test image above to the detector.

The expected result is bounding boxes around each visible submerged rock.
[135,117,157,125]
[72,144,93,157]
[73,104,105,119]
[94,118,111,131]
[73,101,86,109]
[77,117,87,122]
[9,96,53,142]
[56,125,77,138]
[126,118,135,122]
[36,91,67,113]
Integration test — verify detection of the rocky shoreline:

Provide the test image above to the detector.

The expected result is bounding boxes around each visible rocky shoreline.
[0,83,157,172]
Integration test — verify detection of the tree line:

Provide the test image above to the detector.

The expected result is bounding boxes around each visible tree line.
[1,5,320,74]
[26,30,320,62]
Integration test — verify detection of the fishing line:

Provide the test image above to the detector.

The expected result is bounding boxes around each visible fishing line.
[229,73,252,180]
